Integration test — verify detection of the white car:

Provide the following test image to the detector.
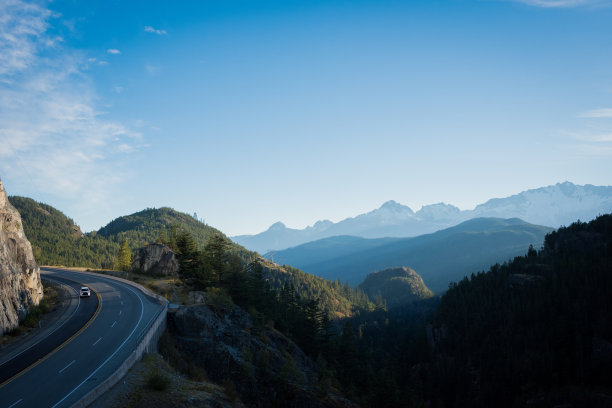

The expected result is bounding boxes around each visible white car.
[80,286,91,297]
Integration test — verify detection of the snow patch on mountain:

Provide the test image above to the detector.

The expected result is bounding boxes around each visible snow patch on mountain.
[232,182,612,253]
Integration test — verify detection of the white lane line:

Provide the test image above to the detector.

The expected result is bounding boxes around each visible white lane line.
[92,337,102,347]
[119,310,123,316]
[111,321,117,328]
[0,273,81,367]
[8,399,23,408]
[51,277,145,408]
[58,360,76,374]
[120,301,124,306]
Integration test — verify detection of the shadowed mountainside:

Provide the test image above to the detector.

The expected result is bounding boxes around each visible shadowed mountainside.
[266,218,553,293]
[358,266,433,309]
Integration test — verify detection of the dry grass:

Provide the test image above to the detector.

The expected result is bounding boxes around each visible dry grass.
[90,353,241,408]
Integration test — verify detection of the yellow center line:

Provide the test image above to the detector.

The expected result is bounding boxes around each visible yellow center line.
[0,280,102,388]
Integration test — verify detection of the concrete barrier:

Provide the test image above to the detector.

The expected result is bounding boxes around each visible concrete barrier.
[62,269,169,408]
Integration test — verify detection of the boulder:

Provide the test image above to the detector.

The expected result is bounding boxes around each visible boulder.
[131,243,179,276]
[0,180,43,335]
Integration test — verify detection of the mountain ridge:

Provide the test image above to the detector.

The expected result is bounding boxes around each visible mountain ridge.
[265,217,553,293]
[233,182,612,253]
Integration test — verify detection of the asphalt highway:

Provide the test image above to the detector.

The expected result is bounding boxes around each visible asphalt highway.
[0,268,165,408]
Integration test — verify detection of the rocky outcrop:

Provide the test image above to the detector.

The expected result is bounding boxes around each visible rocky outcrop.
[131,243,179,276]
[0,180,43,335]
[358,266,433,309]
[167,293,357,408]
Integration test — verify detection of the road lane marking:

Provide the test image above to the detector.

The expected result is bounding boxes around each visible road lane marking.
[120,301,124,305]
[59,360,76,374]
[0,273,101,389]
[111,321,117,328]
[8,399,23,408]
[119,310,123,315]
[51,279,146,408]
[92,337,103,347]
[0,275,81,368]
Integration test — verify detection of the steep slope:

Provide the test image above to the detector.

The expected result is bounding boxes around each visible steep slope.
[99,207,255,262]
[11,200,255,268]
[358,266,433,309]
[166,299,357,407]
[258,258,374,317]
[265,218,553,293]
[99,207,236,250]
[429,214,612,407]
[0,182,43,335]
[234,182,612,252]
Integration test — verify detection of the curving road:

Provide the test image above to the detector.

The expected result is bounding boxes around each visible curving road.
[0,268,165,408]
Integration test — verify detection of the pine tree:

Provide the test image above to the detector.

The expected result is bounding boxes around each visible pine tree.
[204,234,229,284]
[176,231,201,285]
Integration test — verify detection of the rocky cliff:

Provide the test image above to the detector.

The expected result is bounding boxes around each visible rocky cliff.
[0,180,43,335]
[131,243,179,276]
[166,292,357,408]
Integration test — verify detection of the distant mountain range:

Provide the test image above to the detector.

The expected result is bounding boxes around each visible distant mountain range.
[233,182,612,253]
[264,218,553,293]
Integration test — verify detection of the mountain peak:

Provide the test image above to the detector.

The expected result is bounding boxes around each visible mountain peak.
[268,221,287,231]
[312,219,333,231]
[379,200,414,213]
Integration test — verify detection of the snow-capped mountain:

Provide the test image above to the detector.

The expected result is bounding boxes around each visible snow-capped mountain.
[469,182,612,227]
[232,182,612,253]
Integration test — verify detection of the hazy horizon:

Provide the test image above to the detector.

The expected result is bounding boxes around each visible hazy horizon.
[2,0,612,236]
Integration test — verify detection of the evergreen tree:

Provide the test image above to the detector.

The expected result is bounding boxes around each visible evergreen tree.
[176,231,203,285]
[117,239,132,271]
[204,234,229,284]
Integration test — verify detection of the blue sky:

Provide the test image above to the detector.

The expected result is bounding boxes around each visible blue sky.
[1,0,612,235]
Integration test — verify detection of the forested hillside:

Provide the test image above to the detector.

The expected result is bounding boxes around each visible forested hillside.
[427,214,612,406]
[331,214,612,407]
[98,207,254,262]
[9,197,254,268]
[259,258,374,317]
[9,196,120,267]
[358,266,433,309]
[266,217,552,292]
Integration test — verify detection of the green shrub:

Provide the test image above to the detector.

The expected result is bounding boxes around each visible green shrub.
[146,368,170,391]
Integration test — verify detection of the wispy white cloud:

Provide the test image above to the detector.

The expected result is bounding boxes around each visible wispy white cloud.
[107,48,120,54]
[0,0,53,78]
[117,143,135,153]
[564,130,612,142]
[86,57,108,67]
[0,0,143,212]
[513,0,608,7]
[567,144,612,156]
[145,64,161,75]
[580,108,612,118]
[562,126,612,157]
[144,26,167,35]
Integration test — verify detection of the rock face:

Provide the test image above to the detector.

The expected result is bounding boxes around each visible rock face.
[0,181,43,335]
[131,243,179,276]
[167,294,357,407]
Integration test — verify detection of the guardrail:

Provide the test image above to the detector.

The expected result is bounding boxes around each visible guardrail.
[62,269,169,408]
